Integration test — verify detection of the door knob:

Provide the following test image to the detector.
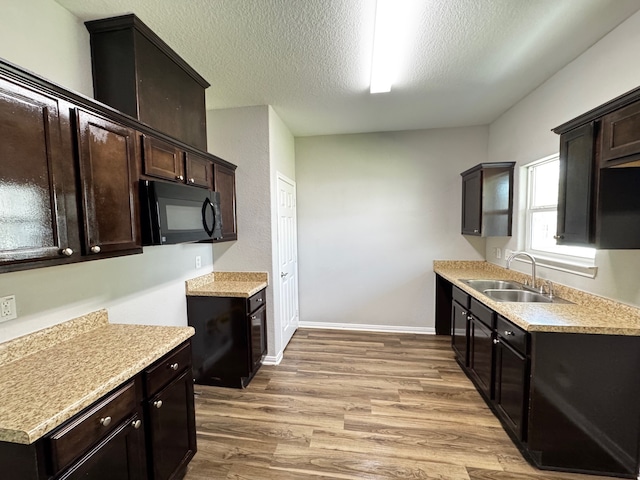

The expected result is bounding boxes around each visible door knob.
[280,272,288,278]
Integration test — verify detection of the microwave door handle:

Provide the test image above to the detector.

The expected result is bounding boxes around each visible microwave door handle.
[202,198,214,237]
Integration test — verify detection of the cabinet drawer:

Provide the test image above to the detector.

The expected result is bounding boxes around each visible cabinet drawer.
[48,379,138,475]
[496,315,528,355]
[470,297,494,328]
[247,289,266,314]
[452,286,469,309]
[145,342,192,397]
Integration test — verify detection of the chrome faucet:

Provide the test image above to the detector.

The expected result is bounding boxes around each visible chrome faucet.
[506,251,537,289]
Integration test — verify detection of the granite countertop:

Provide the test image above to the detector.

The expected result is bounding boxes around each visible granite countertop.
[434,260,640,336]
[0,310,194,445]
[185,271,268,298]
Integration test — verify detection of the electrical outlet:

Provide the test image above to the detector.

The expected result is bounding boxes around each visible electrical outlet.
[0,295,17,322]
[495,247,502,259]
[195,256,202,269]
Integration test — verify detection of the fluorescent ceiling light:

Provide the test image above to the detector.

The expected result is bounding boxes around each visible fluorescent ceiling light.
[370,0,413,94]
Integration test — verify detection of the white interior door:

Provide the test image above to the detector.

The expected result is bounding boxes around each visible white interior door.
[277,174,299,348]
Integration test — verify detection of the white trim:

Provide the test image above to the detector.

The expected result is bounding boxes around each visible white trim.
[263,351,284,365]
[512,256,598,279]
[298,321,435,335]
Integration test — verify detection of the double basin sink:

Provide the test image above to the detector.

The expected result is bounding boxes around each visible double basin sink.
[461,279,570,304]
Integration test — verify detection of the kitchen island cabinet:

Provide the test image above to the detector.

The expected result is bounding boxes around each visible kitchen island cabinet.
[0,310,196,480]
[434,261,640,478]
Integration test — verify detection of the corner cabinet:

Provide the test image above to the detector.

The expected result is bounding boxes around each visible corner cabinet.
[213,162,238,242]
[187,288,267,388]
[460,162,514,237]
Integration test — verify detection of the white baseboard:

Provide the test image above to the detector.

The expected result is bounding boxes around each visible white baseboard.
[298,321,435,335]
[262,350,284,365]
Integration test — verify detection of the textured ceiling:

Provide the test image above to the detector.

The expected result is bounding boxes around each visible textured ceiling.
[56,0,640,136]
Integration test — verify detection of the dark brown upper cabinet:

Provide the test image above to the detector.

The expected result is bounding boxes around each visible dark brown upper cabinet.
[0,76,79,271]
[213,162,238,242]
[461,163,514,237]
[85,14,210,151]
[556,122,597,246]
[553,85,640,249]
[75,110,142,257]
[141,135,213,190]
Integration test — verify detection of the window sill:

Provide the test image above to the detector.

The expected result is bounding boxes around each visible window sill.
[512,254,597,279]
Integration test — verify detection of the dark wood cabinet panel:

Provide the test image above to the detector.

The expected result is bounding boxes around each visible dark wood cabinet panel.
[0,77,77,268]
[460,163,514,237]
[185,151,213,189]
[187,289,267,388]
[213,162,238,241]
[75,110,142,256]
[57,413,147,480]
[451,300,469,366]
[146,369,196,480]
[600,99,640,167]
[468,315,494,399]
[142,134,184,183]
[494,337,528,441]
[556,122,597,246]
[86,14,209,150]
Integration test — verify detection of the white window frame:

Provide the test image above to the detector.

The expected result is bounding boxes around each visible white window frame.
[522,155,597,278]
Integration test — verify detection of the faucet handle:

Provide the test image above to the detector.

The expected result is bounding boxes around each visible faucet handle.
[540,280,553,297]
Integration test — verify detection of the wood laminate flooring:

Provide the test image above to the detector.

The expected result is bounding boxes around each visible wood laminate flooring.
[184,329,612,480]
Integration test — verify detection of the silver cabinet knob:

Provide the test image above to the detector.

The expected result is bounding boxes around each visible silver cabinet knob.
[473,229,479,233]
[176,175,184,181]
[188,178,195,184]
[257,298,263,303]
[504,330,515,336]
[461,311,467,316]
[154,400,163,409]
[553,235,565,240]
[170,362,179,371]
[61,248,74,256]
[90,245,101,254]
[100,416,112,427]
[251,315,257,320]
[467,315,473,321]
[131,419,142,429]
[493,339,500,344]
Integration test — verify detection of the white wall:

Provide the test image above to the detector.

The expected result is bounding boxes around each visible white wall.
[0,0,215,342]
[295,127,488,331]
[486,9,640,307]
[0,0,93,97]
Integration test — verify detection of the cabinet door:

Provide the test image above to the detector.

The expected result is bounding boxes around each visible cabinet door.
[147,369,196,480]
[76,110,141,256]
[250,306,267,372]
[600,100,640,167]
[142,134,185,183]
[57,414,147,480]
[557,123,596,245]
[461,170,482,235]
[469,316,493,399]
[0,77,77,267]
[494,339,528,441]
[213,162,237,241]
[451,301,469,366]
[185,152,212,189]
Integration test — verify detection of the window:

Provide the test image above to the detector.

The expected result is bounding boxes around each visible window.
[525,156,595,264]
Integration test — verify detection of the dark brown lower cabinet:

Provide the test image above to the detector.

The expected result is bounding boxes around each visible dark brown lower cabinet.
[451,300,469,366]
[494,336,528,441]
[146,370,196,480]
[57,413,147,480]
[468,315,493,399]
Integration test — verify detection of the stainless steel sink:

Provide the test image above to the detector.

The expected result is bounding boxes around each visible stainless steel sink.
[461,279,524,290]
[483,289,553,303]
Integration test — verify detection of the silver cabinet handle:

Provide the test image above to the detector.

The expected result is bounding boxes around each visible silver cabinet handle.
[90,245,101,254]
[100,416,112,427]
[553,235,564,240]
[170,362,179,371]
[461,311,467,316]
[467,315,473,321]
[504,330,515,336]
[131,419,142,429]
[493,339,499,344]
[61,248,74,256]
[257,298,263,302]
[251,315,257,320]
[473,229,479,233]
[188,178,195,184]
[154,400,163,409]
[176,175,184,181]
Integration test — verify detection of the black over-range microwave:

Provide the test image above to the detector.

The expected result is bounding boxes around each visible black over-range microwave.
[140,180,223,245]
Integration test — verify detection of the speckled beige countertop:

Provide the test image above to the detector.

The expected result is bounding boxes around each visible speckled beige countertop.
[434,260,640,336]
[186,271,268,298]
[0,310,194,444]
